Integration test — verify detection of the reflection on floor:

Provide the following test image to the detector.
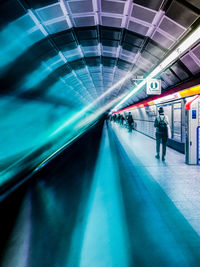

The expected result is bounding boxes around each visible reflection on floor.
[1,121,200,267]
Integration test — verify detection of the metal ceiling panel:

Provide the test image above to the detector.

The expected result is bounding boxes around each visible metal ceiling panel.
[54,64,71,76]
[151,30,174,49]
[80,39,98,46]
[192,43,200,61]
[181,54,200,74]
[131,4,156,23]
[36,3,64,22]
[81,46,100,57]
[52,30,75,47]
[67,0,93,14]
[120,48,136,58]
[160,72,173,86]
[59,41,78,51]
[130,66,145,76]
[85,57,101,66]
[101,0,125,14]
[45,19,69,34]
[133,0,164,11]
[100,28,122,40]
[123,31,144,46]
[101,16,122,27]
[128,20,149,35]
[76,28,98,40]
[170,62,190,80]
[117,59,132,70]
[119,55,132,63]
[138,57,154,72]
[122,43,140,53]
[74,16,95,27]
[103,45,118,53]
[161,79,168,89]
[141,50,159,64]
[70,59,85,70]
[158,16,186,39]
[144,40,166,58]
[163,69,180,84]
[102,52,116,58]
[102,51,116,58]
[102,39,119,47]
[186,0,200,9]
[166,0,199,28]
[101,56,116,67]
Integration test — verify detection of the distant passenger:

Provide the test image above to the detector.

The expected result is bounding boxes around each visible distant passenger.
[154,107,170,161]
[127,112,134,132]
[113,114,117,122]
[117,114,121,124]
[120,114,125,126]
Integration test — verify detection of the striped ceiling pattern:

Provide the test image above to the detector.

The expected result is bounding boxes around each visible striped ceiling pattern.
[0,0,200,110]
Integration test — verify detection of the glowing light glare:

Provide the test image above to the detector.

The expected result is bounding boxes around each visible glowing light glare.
[75,93,126,129]
[93,72,131,101]
[51,73,132,135]
[114,79,147,110]
[51,87,128,137]
[24,62,52,89]
[112,25,200,111]
[0,18,43,68]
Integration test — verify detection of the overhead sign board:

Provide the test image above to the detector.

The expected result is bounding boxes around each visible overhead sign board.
[146,79,161,95]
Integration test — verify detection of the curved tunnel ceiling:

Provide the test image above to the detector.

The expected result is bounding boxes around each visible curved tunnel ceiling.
[1,0,200,111]
[0,0,200,184]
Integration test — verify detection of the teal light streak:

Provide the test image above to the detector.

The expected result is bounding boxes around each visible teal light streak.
[0,15,45,69]
[78,124,130,267]
[24,63,52,89]
[23,55,66,89]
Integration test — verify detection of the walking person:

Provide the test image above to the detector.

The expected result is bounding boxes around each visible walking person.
[154,107,170,161]
[127,112,134,132]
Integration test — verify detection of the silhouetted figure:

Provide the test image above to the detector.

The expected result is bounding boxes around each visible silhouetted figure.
[113,114,117,122]
[126,112,134,132]
[119,114,125,126]
[154,107,170,161]
[117,114,121,124]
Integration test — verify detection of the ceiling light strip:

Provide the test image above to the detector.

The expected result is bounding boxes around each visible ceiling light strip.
[112,25,200,111]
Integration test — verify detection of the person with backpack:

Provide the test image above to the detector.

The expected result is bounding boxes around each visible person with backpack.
[154,107,170,161]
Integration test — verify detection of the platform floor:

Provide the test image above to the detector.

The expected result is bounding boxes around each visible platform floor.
[1,121,200,267]
[111,122,200,237]
[74,122,200,266]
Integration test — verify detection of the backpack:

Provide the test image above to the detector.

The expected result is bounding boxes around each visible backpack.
[158,115,168,134]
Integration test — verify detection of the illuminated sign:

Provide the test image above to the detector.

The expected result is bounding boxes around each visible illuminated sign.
[146,79,161,95]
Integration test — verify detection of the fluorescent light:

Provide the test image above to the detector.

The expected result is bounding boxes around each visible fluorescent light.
[112,25,200,112]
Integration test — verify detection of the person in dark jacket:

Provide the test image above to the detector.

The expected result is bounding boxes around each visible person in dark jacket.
[119,114,125,126]
[154,107,170,161]
[126,112,134,132]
